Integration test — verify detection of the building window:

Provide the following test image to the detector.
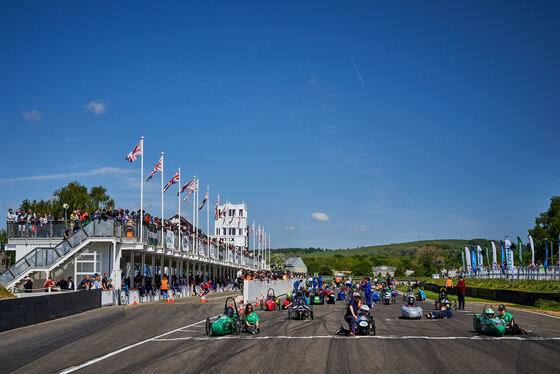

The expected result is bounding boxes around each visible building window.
[239,209,243,217]
[216,228,219,235]
[229,209,235,217]
[222,228,226,236]
[229,228,235,235]
[239,228,243,236]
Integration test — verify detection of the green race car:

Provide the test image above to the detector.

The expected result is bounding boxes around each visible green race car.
[206,297,243,336]
[473,304,507,337]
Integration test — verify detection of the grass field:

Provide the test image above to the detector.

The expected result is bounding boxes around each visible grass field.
[427,278,560,293]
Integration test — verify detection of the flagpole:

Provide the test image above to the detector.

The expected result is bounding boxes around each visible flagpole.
[192,175,196,256]
[196,178,200,256]
[206,185,209,258]
[161,152,164,244]
[178,168,181,253]
[140,136,144,244]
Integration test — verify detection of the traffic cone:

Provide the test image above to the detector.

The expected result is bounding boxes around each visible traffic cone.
[200,295,207,303]
[133,294,138,305]
[171,293,175,303]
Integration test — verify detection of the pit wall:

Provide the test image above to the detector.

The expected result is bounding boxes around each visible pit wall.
[243,279,300,304]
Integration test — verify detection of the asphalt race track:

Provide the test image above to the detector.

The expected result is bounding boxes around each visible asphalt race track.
[1,292,560,374]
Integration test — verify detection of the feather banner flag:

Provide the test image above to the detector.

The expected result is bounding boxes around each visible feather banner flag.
[471,247,477,273]
[476,245,483,267]
[528,235,535,265]
[517,236,523,266]
[465,247,471,273]
[544,238,548,270]
[491,241,497,270]
[500,240,506,273]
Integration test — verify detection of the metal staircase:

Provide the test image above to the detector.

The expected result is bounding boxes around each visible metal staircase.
[0,219,118,290]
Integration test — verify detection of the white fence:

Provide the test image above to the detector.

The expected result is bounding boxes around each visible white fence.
[461,266,560,280]
[243,279,299,304]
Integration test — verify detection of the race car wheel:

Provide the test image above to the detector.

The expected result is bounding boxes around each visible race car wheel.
[235,321,241,335]
[260,303,263,311]
[205,318,211,336]
[310,311,314,320]
[372,322,376,336]
[288,311,292,320]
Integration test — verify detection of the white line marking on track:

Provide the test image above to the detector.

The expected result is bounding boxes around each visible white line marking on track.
[151,335,560,342]
[509,308,560,320]
[59,317,218,373]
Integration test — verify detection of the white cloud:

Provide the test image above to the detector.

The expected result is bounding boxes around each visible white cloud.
[23,109,42,123]
[348,225,370,232]
[0,166,133,183]
[284,225,296,232]
[312,212,330,221]
[84,100,106,115]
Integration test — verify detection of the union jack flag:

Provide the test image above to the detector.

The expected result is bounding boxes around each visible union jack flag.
[125,139,143,162]
[163,169,180,193]
[179,178,196,200]
[199,191,209,210]
[248,222,254,237]
[145,156,163,182]
[215,194,220,219]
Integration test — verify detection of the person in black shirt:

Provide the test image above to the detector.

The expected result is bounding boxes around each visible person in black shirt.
[345,292,361,336]
[102,273,109,290]
[56,277,69,290]
[23,277,33,293]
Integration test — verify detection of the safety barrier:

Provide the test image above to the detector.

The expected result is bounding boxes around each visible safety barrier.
[243,279,301,304]
[0,289,101,333]
[420,282,560,306]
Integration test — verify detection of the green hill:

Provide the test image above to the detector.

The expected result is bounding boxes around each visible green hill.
[274,239,471,258]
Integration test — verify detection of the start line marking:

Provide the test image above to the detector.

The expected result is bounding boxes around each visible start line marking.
[59,316,218,374]
[152,335,560,342]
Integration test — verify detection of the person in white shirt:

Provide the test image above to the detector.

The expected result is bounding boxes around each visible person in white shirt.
[6,209,16,223]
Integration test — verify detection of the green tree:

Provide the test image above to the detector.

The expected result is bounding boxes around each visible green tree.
[413,245,446,277]
[394,265,405,278]
[351,261,371,276]
[529,197,560,264]
[19,181,115,218]
[270,253,287,271]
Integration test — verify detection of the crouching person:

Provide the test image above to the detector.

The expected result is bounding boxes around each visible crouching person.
[243,304,260,334]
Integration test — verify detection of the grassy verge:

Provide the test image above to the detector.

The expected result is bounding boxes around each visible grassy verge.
[397,286,560,313]
[427,278,560,293]
[0,285,15,299]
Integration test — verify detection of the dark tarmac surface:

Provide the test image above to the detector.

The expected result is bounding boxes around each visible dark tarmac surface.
[1,292,560,374]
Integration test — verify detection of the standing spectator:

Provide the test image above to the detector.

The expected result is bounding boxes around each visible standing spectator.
[106,277,115,290]
[78,275,91,290]
[56,277,68,290]
[446,276,453,294]
[17,209,26,237]
[102,273,109,290]
[44,276,55,292]
[6,208,16,223]
[456,275,466,310]
[67,276,75,290]
[91,274,101,289]
[23,277,33,293]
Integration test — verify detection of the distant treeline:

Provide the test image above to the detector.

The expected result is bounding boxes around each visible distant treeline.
[272,247,327,254]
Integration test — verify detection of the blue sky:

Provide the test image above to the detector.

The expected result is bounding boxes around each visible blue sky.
[1,1,559,249]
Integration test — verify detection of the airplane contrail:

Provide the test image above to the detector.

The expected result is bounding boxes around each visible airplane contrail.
[348,49,365,85]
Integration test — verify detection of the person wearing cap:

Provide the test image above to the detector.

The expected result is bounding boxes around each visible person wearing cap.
[344,292,361,336]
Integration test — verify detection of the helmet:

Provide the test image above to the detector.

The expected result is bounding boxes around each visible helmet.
[360,305,370,313]
[498,304,505,311]
[407,296,415,306]
[484,307,495,318]
[225,306,234,317]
